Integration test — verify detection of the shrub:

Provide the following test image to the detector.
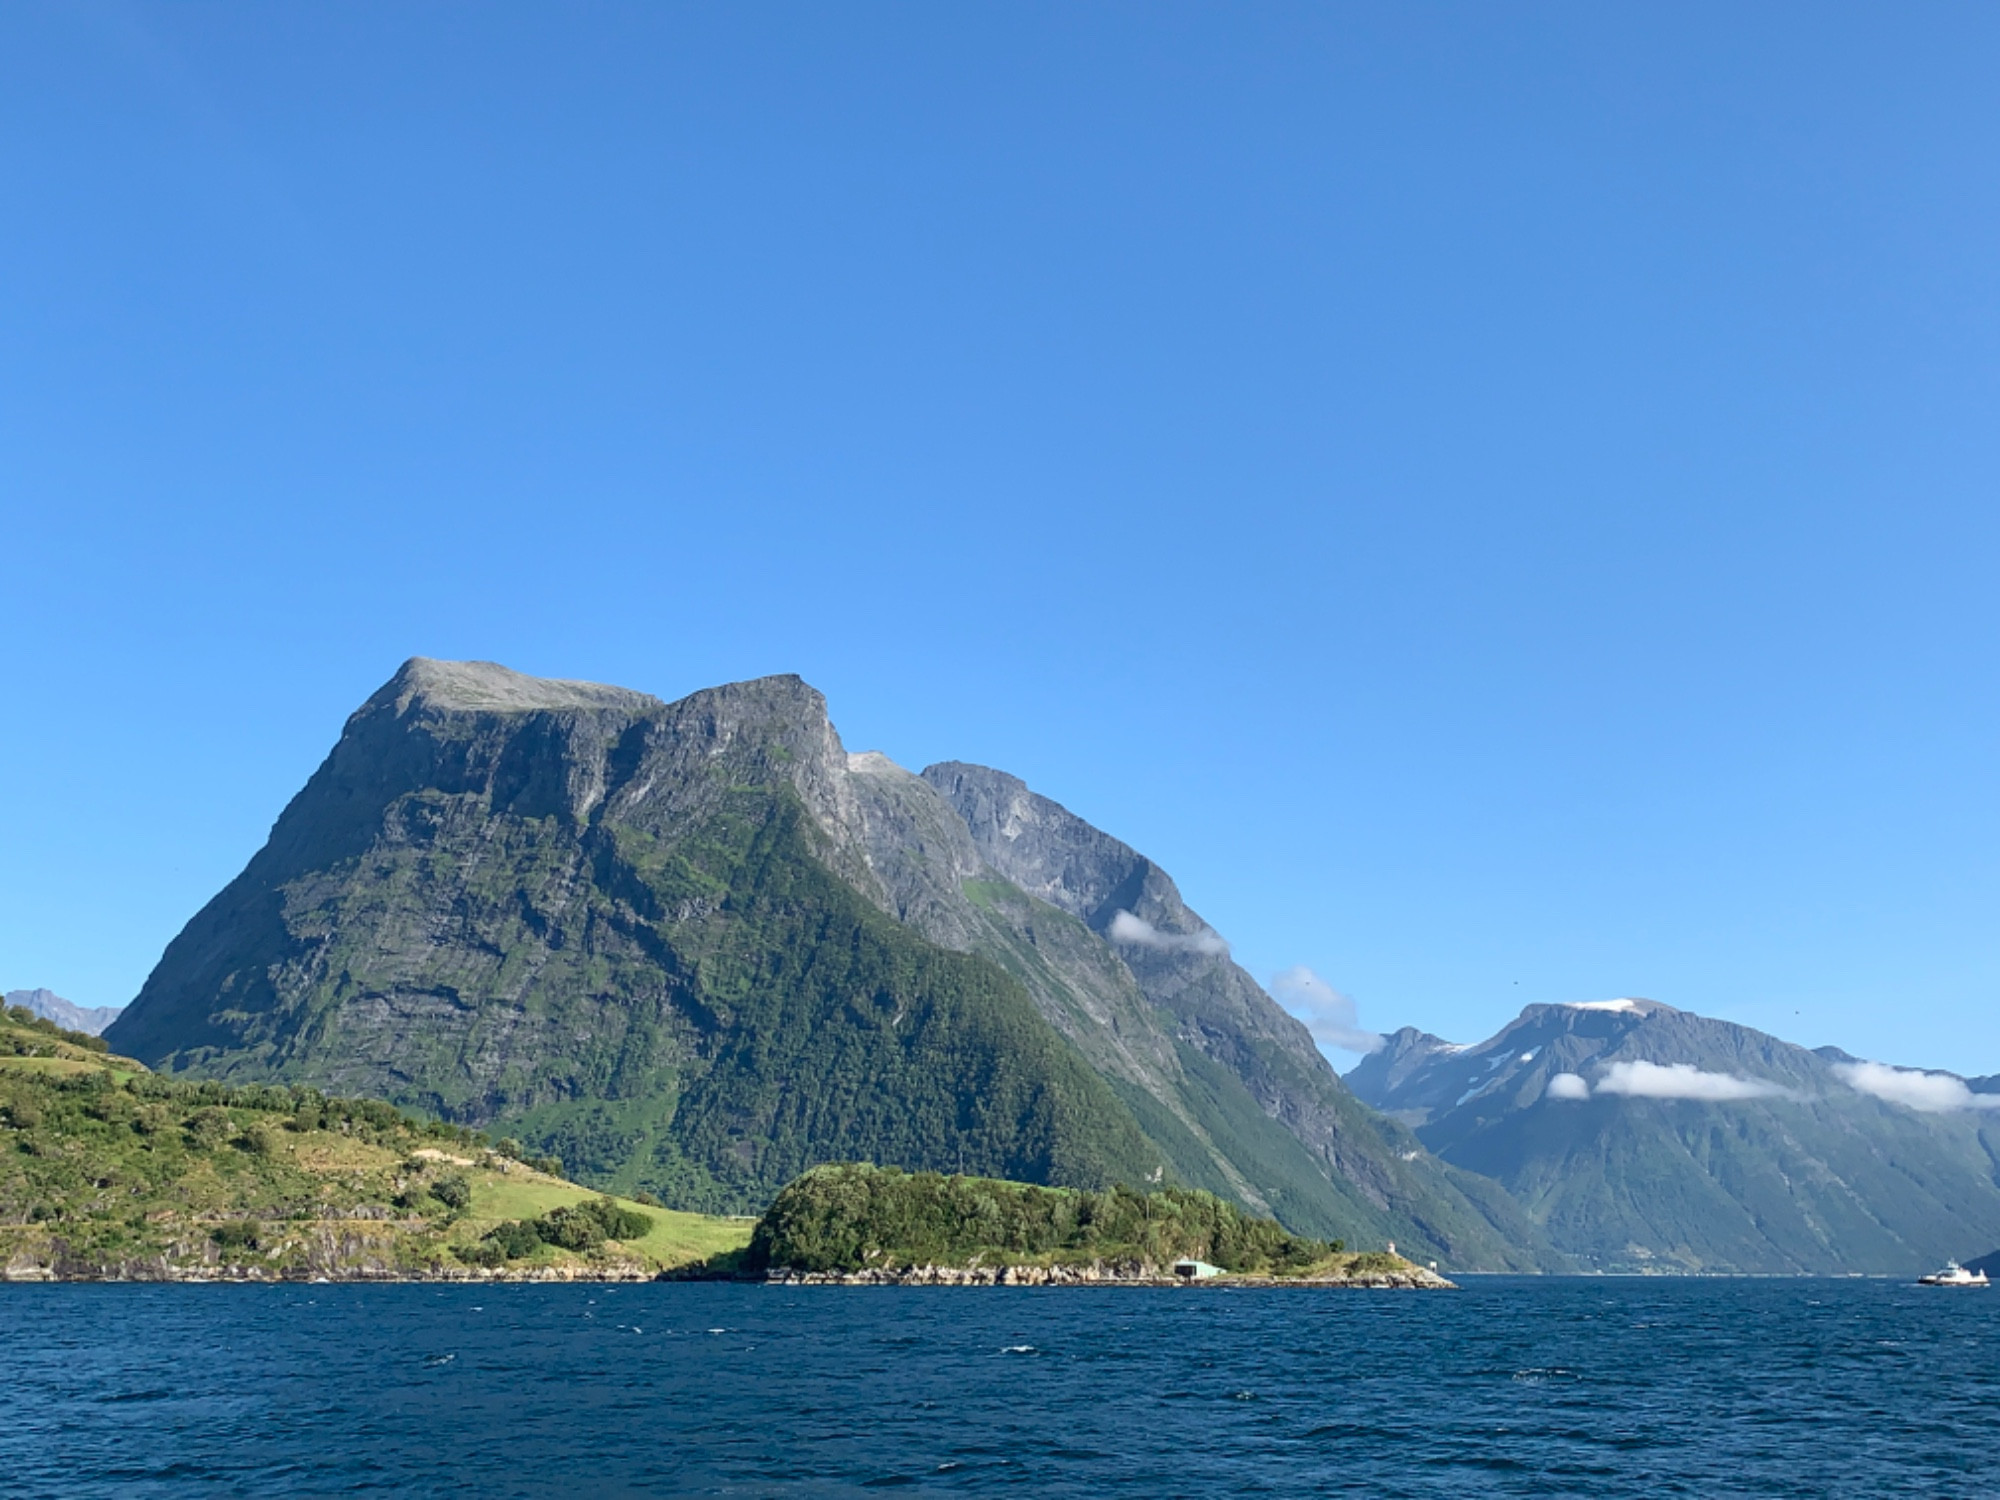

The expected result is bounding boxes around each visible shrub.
[1346,1251,1405,1274]
[494,1138,524,1161]
[530,1155,564,1177]
[594,1198,653,1241]
[184,1107,235,1148]
[239,1123,277,1156]
[537,1205,607,1250]
[430,1173,473,1211]
[210,1220,262,1251]
[481,1219,542,1261]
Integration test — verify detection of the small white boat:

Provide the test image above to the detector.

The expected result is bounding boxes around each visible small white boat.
[1917,1260,1989,1287]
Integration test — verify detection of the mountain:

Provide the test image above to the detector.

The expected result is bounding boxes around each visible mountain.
[1347,999,2000,1274]
[6,989,123,1037]
[108,661,1160,1213]
[106,659,1549,1267]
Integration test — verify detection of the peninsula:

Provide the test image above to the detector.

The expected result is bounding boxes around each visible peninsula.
[699,1162,1454,1288]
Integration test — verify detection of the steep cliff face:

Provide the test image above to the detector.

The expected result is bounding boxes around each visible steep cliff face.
[1348,1000,2000,1274]
[107,661,1160,1212]
[923,761,1343,1127]
[914,762,1557,1268]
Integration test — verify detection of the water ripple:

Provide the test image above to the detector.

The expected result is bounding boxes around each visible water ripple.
[1,1279,1997,1495]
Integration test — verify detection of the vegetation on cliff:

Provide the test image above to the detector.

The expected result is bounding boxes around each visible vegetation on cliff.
[739,1162,1346,1275]
[0,1006,749,1278]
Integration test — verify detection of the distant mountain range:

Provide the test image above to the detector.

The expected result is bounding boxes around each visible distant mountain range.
[1347,999,2000,1274]
[106,659,1550,1270]
[6,989,123,1036]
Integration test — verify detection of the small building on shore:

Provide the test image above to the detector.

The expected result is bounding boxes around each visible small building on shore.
[1173,1258,1224,1280]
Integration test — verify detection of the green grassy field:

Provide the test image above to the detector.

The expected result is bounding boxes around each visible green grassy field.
[459,1167,752,1266]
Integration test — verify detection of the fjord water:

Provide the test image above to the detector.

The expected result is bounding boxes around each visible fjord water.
[3,1281,1993,1497]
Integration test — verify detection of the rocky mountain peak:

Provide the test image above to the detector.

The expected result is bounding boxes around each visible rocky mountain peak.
[376,657,663,718]
[920,761,1193,936]
[1346,1026,1463,1106]
[5,988,124,1037]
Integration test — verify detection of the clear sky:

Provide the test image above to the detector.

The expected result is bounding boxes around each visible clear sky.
[4,3,1996,1073]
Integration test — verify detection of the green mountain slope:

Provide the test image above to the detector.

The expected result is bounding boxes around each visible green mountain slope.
[1348,1000,2000,1274]
[107,661,1160,1212]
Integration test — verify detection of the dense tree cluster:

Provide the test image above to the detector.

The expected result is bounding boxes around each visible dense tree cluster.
[465,1196,655,1264]
[746,1163,1342,1274]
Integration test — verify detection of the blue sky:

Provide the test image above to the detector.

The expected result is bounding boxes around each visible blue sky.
[4,3,1996,1072]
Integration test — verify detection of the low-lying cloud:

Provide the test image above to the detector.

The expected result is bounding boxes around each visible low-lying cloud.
[1834,1061,2000,1114]
[1584,1060,1795,1102]
[1107,910,1229,957]
[1269,966,1383,1056]
[1538,1063,1784,1103]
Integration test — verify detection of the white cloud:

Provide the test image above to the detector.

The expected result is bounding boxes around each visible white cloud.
[1562,999,1639,1013]
[1593,1060,1793,1102]
[1107,910,1229,957]
[1834,1061,2000,1114]
[1544,1073,1591,1101]
[1269,966,1383,1056]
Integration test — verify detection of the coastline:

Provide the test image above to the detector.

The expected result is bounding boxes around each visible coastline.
[760,1263,1456,1289]
[4,1259,1455,1288]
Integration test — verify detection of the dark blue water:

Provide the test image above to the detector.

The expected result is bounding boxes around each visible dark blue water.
[3,1278,1995,1496]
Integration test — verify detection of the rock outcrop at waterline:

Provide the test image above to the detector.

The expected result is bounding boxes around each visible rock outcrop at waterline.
[762,1261,1455,1289]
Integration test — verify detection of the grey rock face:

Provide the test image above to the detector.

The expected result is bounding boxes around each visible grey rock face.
[923,762,1376,1159]
[111,662,869,1070]
[5,988,123,1037]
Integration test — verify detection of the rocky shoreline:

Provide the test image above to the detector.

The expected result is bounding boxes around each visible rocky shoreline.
[6,1255,1456,1288]
[762,1262,1457,1289]
[2,1254,661,1284]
